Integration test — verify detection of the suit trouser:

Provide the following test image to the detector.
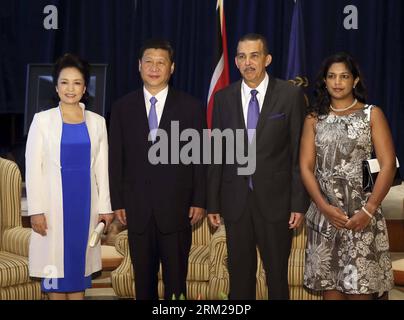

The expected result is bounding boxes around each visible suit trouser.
[128,215,192,300]
[225,191,293,300]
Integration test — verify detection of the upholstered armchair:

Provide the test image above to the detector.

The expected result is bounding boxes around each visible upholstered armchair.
[199,222,321,300]
[111,217,228,299]
[0,157,42,299]
[256,224,322,299]
[111,214,321,300]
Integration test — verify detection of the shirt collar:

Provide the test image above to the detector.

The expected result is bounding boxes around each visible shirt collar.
[241,72,269,98]
[143,86,169,103]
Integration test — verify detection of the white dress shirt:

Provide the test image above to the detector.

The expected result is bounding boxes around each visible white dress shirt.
[241,73,269,128]
[143,86,169,126]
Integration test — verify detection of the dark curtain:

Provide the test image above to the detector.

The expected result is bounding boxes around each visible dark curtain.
[0,0,403,176]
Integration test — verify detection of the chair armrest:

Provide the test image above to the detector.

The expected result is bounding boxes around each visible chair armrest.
[291,224,307,249]
[208,224,230,299]
[208,224,228,276]
[113,230,133,277]
[114,230,129,256]
[111,230,135,298]
[2,226,31,257]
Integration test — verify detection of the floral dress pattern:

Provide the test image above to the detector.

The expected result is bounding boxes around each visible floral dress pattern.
[304,105,394,295]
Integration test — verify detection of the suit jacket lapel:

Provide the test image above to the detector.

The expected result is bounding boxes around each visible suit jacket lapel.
[233,81,245,130]
[48,107,63,168]
[256,75,278,142]
[231,81,249,151]
[158,87,175,132]
[84,111,96,168]
[133,89,151,144]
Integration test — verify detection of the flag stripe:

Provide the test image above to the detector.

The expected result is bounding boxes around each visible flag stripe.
[207,55,224,103]
[213,11,223,64]
[207,0,229,129]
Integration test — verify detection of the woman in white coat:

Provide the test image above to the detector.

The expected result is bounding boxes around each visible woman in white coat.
[25,53,113,300]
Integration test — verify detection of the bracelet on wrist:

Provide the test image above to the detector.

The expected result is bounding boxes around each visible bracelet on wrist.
[361,206,373,218]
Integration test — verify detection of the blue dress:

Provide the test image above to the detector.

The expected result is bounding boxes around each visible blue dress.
[42,121,92,293]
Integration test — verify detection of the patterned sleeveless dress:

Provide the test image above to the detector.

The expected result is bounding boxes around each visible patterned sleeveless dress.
[303,105,394,295]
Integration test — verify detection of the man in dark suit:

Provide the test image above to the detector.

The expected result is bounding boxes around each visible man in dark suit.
[109,39,206,300]
[207,33,309,300]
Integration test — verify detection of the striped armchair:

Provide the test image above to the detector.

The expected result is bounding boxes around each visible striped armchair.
[256,224,321,300]
[111,217,228,300]
[205,223,322,300]
[0,157,42,300]
[111,215,321,300]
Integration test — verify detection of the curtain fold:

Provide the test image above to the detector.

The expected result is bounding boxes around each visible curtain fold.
[0,0,402,175]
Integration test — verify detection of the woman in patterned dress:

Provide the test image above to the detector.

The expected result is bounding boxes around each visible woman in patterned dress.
[299,52,396,300]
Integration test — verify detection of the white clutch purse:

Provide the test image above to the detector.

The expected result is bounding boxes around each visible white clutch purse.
[89,220,106,247]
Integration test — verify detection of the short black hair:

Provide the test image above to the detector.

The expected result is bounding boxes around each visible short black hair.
[53,53,90,87]
[139,39,175,63]
[52,53,90,104]
[238,33,269,55]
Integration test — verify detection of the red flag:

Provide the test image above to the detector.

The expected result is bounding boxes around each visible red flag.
[207,0,230,129]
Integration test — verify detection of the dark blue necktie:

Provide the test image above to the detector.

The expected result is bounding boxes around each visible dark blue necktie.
[247,89,260,189]
[148,96,158,142]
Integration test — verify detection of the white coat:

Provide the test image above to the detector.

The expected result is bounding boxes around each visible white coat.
[25,104,112,278]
